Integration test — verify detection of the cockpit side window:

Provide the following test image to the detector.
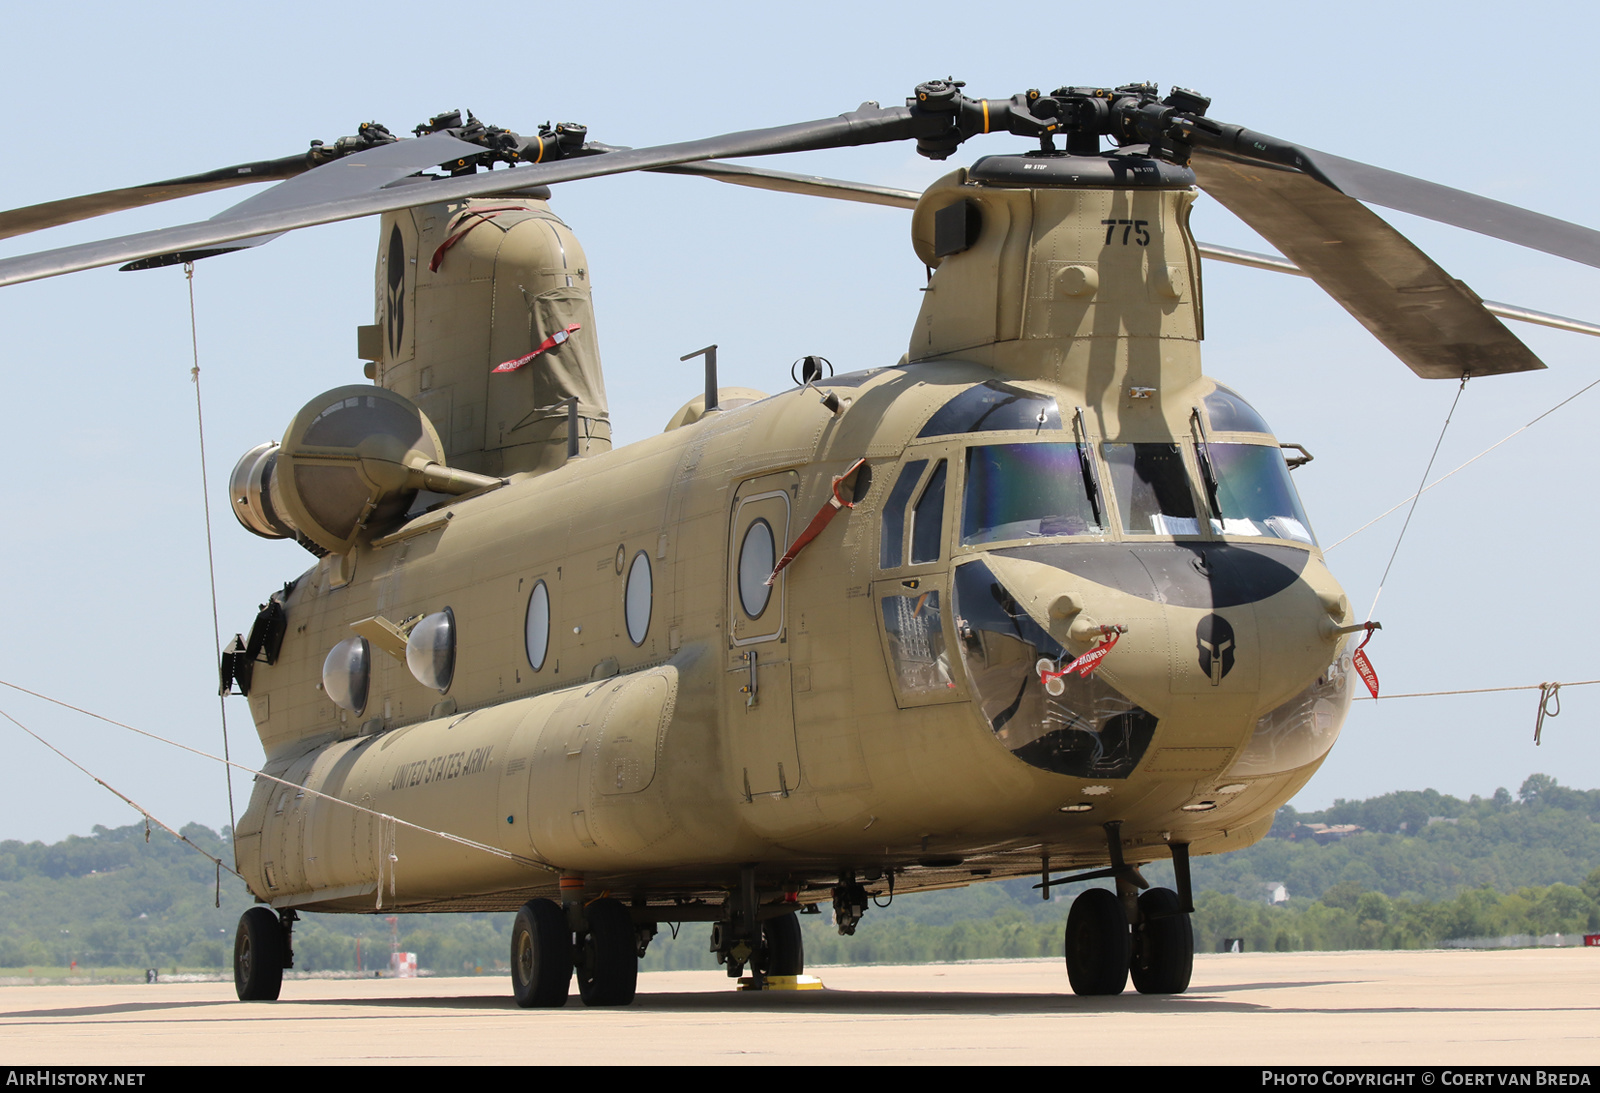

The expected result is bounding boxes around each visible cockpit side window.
[909,460,947,564]
[918,381,1061,438]
[1102,443,1200,536]
[879,459,928,569]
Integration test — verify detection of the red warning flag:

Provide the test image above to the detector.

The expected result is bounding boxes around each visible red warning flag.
[493,324,581,374]
[1351,625,1380,698]
[1039,631,1121,693]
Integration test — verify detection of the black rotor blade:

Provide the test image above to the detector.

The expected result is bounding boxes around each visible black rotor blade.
[1179,119,1600,269]
[647,160,920,208]
[0,105,917,289]
[1194,242,1600,339]
[1191,150,1545,379]
[0,154,310,243]
[118,131,486,270]
[1318,150,1600,269]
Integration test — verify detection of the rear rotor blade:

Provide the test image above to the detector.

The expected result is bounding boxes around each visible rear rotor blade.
[119,131,486,270]
[0,105,918,288]
[648,160,920,208]
[0,155,309,243]
[1192,150,1545,378]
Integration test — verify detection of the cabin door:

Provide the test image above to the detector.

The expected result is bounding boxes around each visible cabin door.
[725,471,800,798]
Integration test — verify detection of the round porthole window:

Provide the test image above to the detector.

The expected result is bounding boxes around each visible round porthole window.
[738,518,775,619]
[406,607,456,693]
[525,580,550,671]
[625,551,652,646]
[322,636,370,714]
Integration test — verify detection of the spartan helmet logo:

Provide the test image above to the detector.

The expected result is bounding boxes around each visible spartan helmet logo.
[1196,614,1235,686]
[385,223,406,360]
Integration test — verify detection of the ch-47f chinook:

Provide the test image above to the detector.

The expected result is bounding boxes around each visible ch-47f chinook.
[4,82,1600,1008]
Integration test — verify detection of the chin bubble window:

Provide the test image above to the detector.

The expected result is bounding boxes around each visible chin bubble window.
[406,607,456,693]
[322,636,370,714]
[625,551,652,646]
[525,580,551,671]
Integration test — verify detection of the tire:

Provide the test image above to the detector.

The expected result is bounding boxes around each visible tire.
[758,912,804,977]
[1130,887,1194,995]
[234,907,285,1002]
[510,899,572,1008]
[1064,887,1130,996]
[575,898,638,1007]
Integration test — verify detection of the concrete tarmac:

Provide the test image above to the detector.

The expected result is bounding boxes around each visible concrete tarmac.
[0,949,1594,1065]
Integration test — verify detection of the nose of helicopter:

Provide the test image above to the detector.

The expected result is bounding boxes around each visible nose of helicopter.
[950,542,1350,781]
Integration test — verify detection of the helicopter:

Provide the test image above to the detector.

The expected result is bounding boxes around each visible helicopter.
[3,80,1599,1008]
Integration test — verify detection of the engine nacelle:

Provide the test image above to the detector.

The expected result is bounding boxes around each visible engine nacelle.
[228,385,501,555]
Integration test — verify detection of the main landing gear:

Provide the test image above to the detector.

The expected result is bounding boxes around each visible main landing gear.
[234,907,295,1001]
[1057,828,1194,996]
[511,896,645,1008]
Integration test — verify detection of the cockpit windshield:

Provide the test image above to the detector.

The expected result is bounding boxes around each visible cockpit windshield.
[1204,443,1316,545]
[1102,443,1200,536]
[961,443,1105,546]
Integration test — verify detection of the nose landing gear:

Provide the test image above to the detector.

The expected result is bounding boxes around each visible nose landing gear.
[1064,884,1193,995]
[1064,887,1130,994]
[1055,828,1194,996]
[1129,887,1194,995]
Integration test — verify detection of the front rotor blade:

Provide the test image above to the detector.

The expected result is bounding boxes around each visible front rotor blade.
[654,158,1600,341]
[1192,151,1545,378]
[1299,147,1600,270]
[1195,242,1600,339]
[1182,121,1600,269]
[0,106,916,288]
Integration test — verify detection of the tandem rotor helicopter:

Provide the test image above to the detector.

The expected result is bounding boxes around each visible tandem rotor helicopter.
[3,79,1599,1007]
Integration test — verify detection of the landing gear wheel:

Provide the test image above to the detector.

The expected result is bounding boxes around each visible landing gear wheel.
[1130,887,1193,995]
[510,899,572,1008]
[575,898,638,1006]
[1064,887,1129,996]
[234,907,285,1001]
[757,911,804,977]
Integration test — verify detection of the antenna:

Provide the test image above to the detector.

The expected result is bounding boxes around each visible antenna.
[680,344,719,413]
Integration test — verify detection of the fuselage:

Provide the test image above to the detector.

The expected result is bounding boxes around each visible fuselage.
[233,358,1353,914]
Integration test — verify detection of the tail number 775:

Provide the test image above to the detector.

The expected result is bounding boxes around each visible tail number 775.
[1102,219,1151,246]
